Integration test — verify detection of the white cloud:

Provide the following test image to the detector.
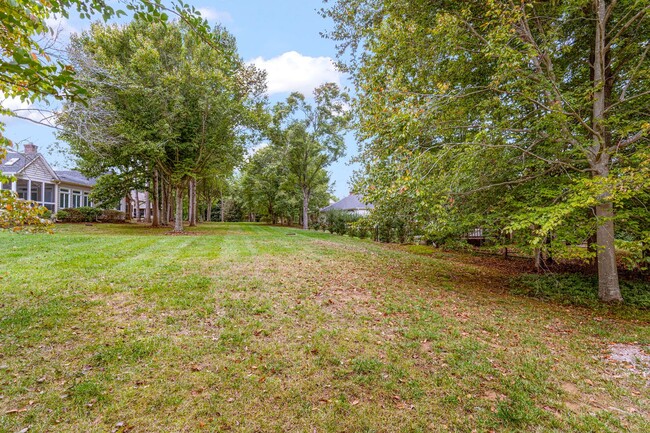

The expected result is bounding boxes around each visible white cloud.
[247,141,269,158]
[249,51,342,95]
[198,8,233,23]
[44,15,79,40]
[1,95,58,127]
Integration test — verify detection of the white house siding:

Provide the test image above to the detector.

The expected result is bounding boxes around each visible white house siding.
[15,157,59,212]
[21,158,56,182]
[57,184,93,213]
[1,150,96,213]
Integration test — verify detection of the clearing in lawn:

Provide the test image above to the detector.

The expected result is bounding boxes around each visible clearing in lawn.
[0,223,648,432]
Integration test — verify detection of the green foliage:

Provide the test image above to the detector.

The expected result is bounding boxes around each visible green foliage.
[267,83,351,229]
[0,0,213,139]
[323,0,650,300]
[56,207,101,223]
[318,210,362,236]
[57,18,265,231]
[1,0,220,229]
[512,273,650,310]
[0,190,53,233]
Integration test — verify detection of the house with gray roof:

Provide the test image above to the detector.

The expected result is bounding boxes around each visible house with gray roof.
[320,194,374,216]
[1,144,96,213]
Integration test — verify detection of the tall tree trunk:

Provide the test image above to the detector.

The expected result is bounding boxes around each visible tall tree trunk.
[152,169,160,227]
[220,186,225,222]
[144,189,150,223]
[165,180,172,226]
[302,187,310,230]
[134,191,140,222]
[174,184,184,233]
[534,247,542,272]
[189,178,197,227]
[125,194,132,221]
[160,176,167,226]
[591,0,622,302]
[595,200,620,301]
[206,198,212,222]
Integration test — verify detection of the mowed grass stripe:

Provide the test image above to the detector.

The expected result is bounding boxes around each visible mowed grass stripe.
[0,223,648,433]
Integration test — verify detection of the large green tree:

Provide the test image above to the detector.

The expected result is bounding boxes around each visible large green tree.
[1,0,217,230]
[269,83,350,229]
[57,19,265,232]
[323,0,650,302]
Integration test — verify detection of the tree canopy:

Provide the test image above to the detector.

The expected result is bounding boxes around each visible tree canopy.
[323,0,650,301]
[267,83,351,229]
[57,18,266,232]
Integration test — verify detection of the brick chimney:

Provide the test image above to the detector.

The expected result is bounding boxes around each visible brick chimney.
[24,143,38,154]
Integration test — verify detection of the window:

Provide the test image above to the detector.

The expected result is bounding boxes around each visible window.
[82,192,90,207]
[4,158,19,166]
[44,183,55,204]
[59,189,70,209]
[1,182,11,190]
[30,181,42,202]
[72,190,82,208]
[16,179,28,200]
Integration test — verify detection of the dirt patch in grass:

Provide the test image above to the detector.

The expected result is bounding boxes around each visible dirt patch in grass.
[607,343,650,377]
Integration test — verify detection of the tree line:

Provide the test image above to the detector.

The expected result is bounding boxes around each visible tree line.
[322,0,650,302]
[56,19,349,232]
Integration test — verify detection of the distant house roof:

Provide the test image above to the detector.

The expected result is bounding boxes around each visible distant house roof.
[1,146,95,187]
[321,194,374,212]
[0,150,37,173]
[55,170,96,187]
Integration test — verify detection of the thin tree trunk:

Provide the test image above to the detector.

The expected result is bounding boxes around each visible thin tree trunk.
[591,0,622,302]
[144,189,150,223]
[220,186,225,222]
[302,188,310,230]
[174,184,184,233]
[206,198,212,222]
[165,180,172,226]
[152,169,160,227]
[534,247,542,271]
[189,178,197,227]
[125,194,132,221]
[134,191,140,222]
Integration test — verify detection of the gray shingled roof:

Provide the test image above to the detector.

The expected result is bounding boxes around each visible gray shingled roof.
[321,194,374,212]
[0,151,37,173]
[55,170,96,187]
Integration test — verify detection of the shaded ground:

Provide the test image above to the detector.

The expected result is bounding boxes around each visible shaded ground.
[0,223,648,432]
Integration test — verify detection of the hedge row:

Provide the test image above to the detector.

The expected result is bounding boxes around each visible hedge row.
[55,207,126,223]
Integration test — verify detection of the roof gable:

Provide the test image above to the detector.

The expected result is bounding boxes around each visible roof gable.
[321,194,374,212]
[20,154,60,180]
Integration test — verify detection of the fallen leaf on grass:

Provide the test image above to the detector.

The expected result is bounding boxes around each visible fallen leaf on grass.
[6,408,28,414]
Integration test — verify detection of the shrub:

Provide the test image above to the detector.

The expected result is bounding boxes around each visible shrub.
[55,208,84,223]
[320,210,361,236]
[54,209,69,222]
[0,191,52,233]
[56,207,102,223]
[97,209,126,223]
[77,206,102,222]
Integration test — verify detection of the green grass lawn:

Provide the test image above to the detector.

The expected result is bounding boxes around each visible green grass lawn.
[1,223,648,432]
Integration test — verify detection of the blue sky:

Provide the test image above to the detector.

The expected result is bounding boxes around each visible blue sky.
[2,0,358,199]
